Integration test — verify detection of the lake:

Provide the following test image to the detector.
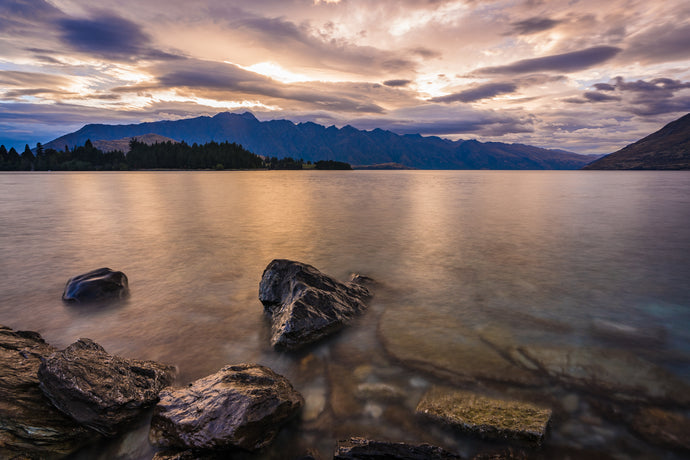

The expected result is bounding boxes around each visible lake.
[1,170,689,459]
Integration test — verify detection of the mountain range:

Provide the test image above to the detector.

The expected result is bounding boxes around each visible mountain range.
[583,113,690,170]
[44,112,597,170]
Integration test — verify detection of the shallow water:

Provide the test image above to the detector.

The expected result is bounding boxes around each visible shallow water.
[1,170,689,459]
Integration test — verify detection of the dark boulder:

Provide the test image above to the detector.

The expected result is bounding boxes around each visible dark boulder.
[149,363,304,452]
[38,338,176,436]
[259,259,371,350]
[334,437,462,459]
[0,325,93,458]
[62,267,129,302]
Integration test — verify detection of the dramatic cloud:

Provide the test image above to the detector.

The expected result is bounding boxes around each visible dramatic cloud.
[509,17,562,35]
[0,0,688,153]
[431,82,518,103]
[474,46,623,75]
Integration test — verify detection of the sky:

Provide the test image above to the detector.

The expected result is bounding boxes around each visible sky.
[1,0,689,154]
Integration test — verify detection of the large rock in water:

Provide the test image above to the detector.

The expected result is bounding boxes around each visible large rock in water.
[149,363,304,452]
[258,259,371,350]
[416,386,552,447]
[0,325,93,458]
[38,338,176,436]
[62,267,129,302]
[335,437,462,459]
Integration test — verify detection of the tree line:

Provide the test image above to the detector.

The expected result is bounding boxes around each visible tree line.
[0,139,352,171]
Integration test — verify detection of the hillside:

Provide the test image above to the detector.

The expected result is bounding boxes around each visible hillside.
[583,113,690,170]
[45,112,596,170]
[91,134,178,153]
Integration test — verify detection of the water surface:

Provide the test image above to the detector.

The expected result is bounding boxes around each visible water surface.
[1,171,689,459]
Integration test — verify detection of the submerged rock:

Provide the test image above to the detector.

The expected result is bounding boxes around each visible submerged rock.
[416,386,552,447]
[38,338,176,436]
[378,308,542,386]
[149,363,304,452]
[62,267,129,302]
[0,325,93,458]
[334,437,462,459]
[259,259,371,350]
[629,407,690,451]
[502,345,690,406]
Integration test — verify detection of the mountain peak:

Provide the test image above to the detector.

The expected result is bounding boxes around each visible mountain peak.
[212,111,258,122]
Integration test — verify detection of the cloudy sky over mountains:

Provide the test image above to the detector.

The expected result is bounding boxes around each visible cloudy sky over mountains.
[1,0,689,153]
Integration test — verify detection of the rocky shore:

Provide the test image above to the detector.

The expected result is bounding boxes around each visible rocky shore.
[2,261,690,459]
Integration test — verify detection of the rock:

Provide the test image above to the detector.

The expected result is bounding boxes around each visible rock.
[259,259,371,350]
[629,407,690,451]
[0,325,93,458]
[355,382,406,402]
[62,267,129,302]
[149,363,304,452]
[378,308,542,386]
[38,338,176,436]
[505,345,690,406]
[334,437,462,459]
[416,386,551,447]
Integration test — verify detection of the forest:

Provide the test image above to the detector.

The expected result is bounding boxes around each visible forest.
[0,139,352,171]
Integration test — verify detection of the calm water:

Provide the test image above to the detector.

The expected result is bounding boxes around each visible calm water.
[1,171,689,459]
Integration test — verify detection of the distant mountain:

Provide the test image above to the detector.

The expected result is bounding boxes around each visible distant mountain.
[583,113,690,170]
[91,134,177,153]
[45,112,596,169]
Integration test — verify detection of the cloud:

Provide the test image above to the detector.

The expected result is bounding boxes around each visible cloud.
[508,17,561,35]
[383,79,412,87]
[57,13,179,61]
[430,82,518,103]
[0,70,70,87]
[624,23,690,64]
[564,91,622,104]
[474,46,622,75]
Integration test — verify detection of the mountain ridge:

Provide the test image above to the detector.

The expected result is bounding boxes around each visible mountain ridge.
[44,112,597,170]
[583,113,690,170]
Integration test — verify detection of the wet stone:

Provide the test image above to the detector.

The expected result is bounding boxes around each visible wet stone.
[62,267,129,302]
[334,436,462,459]
[259,259,371,350]
[38,338,176,436]
[149,363,304,452]
[0,325,93,459]
[416,386,552,447]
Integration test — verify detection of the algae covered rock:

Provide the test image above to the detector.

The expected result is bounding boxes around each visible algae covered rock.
[149,363,304,452]
[416,386,551,447]
[259,259,371,350]
[38,338,176,436]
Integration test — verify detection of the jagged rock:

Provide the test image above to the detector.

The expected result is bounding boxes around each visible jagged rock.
[149,363,304,452]
[334,437,462,459]
[259,259,371,350]
[62,267,129,302]
[378,308,542,386]
[38,338,176,436]
[416,386,551,447]
[501,345,690,406]
[0,325,93,458]
[629,407,690,451]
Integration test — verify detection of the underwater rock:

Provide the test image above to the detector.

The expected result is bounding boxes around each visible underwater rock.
[259,259,371,350]
[629,407,690,451]
[378,308,542,386]
[334,437,462,459]
[503,345,690,406]
[416,386,552,447]
[0,325,93,458]
[149,363,303,452]
[38,338,176,436]
[62,267,129,302]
